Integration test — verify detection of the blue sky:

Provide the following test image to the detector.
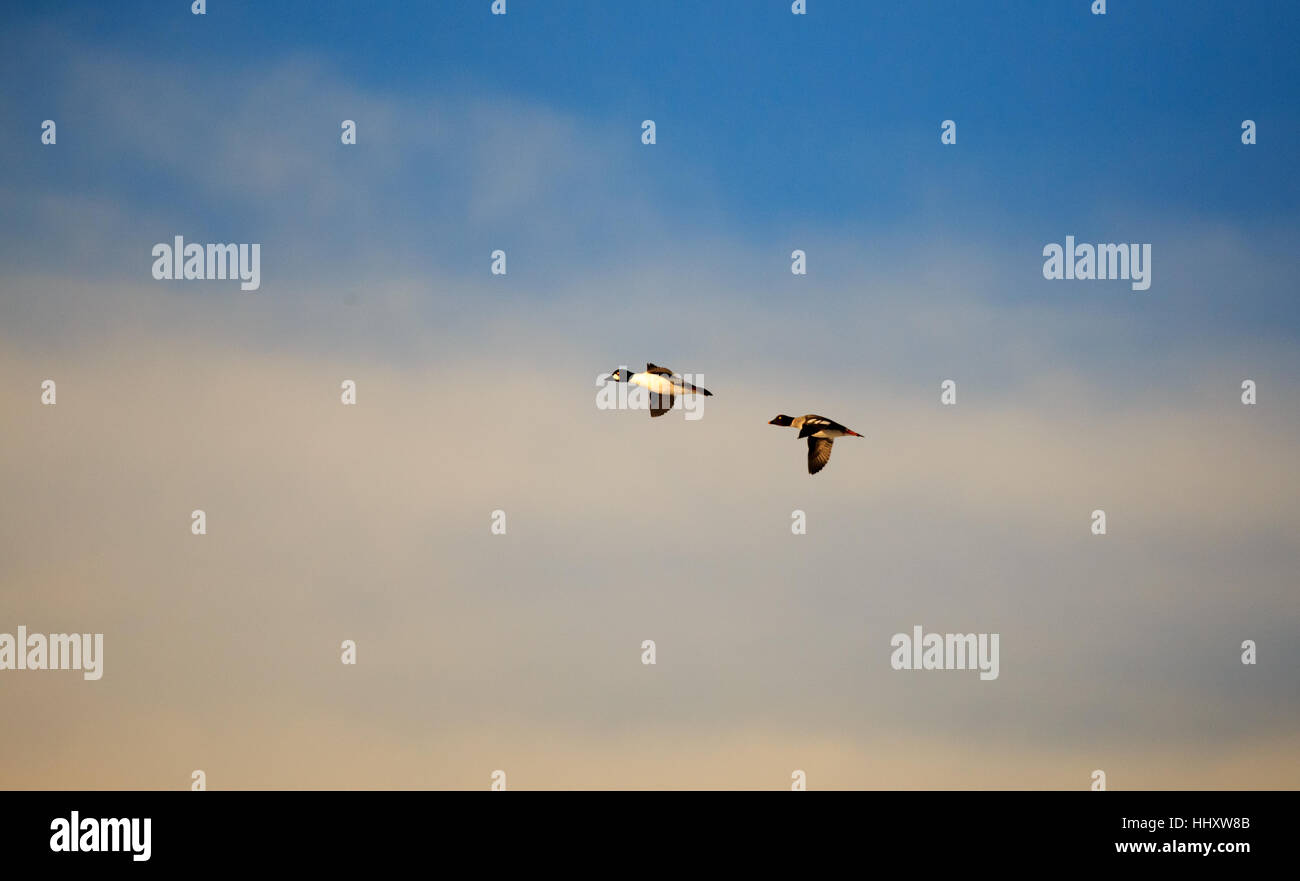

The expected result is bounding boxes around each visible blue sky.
[4,0,1298,346]
[7,0,1299,232]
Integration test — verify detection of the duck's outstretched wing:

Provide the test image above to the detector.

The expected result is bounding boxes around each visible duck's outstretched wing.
[647,364,712,396]
[807,437,834,474]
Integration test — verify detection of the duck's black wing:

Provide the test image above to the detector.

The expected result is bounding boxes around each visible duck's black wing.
[807,437,834,474]
[648,363,712,396]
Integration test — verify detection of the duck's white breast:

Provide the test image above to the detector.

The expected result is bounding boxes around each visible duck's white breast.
[633,374,677,395]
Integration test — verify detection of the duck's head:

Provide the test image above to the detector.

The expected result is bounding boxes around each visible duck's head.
[605,367,629,383]
[768,414,794,427]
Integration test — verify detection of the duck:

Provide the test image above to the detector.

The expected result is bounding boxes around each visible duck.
[768,414,863,474]
[606,364,713,417]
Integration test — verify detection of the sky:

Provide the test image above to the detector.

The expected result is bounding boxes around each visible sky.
[0,1,1297,789]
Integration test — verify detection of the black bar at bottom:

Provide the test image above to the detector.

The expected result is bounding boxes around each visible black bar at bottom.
[1,791,1289,867]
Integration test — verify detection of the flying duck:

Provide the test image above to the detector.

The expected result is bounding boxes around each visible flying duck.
[768,414,863,474]
[606,364,713,417]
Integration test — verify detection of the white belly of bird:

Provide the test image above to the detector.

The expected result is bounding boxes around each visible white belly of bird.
[633,374,681,396]
[812,428,845,439]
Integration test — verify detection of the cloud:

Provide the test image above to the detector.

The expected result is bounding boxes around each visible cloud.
[1,317,1296,788]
